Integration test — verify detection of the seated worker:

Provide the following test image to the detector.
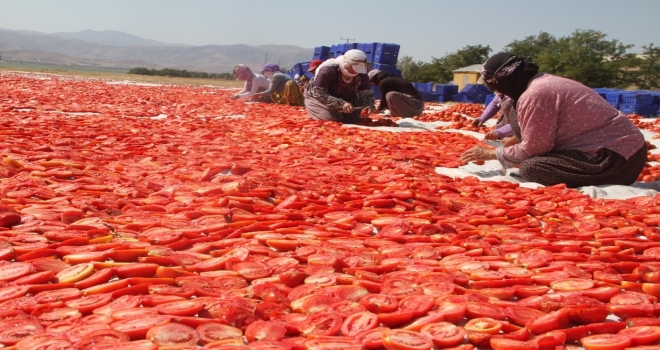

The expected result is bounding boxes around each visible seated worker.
[254,63,304,106]
[230,64,271,102]
[460,52,646,188]
[472,93,519,147]
[304,49,375,124]
[298,59,324,95]
[368,69,424,118]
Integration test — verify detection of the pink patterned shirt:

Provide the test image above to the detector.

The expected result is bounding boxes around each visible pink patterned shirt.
[496,74,645,168]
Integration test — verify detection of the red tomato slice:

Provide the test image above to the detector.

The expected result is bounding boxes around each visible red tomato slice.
[0,318,45,345]
[35,288,82,304]
[382,329,434,350]
[618,326,660,346]
[154,299,203,317]
[398,295,436,318]
[84,339,158,350]
[0,262,34,282]
[65,323,112,343]
[526,309,570,334]
[0,285,30,303]
[550,278,595,291]
[244,320,287,342]
[341,311,379,337]
[420,322,466,347]
[65,293,113,315]
[359,293,399,313]
[464,317,502,335]
[298,311,342,337]
[146,322,199,346]
[110,315,172,340]
[304,336,364,350]
[196,322,243,344]
[580,333,632,350]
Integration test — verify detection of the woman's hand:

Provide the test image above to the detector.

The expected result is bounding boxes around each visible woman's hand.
[230,95,240,100]
[460,146,497,164]
[341,102,354,113]
[471,119,483,127]
[502,136,521,147]
[361,107,372,117]
[484,131,500,140]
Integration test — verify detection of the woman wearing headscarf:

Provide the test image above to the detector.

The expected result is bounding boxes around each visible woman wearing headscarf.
[230,64,270,102]
[472,93,518,146]
[254,63,304,106]
[460,52,646,188]
[304,49,375,124]
[368,69,424,118]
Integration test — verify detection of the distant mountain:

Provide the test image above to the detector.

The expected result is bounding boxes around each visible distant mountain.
[0,28,313,73]
[50,29,186,47]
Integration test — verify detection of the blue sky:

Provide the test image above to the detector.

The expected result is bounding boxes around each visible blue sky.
[2,0,659,61]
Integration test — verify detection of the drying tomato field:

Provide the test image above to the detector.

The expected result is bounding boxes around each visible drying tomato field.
[2,72,660,350]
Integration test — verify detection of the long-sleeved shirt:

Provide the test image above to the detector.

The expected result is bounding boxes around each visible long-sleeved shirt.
[496,73,646,168]
[376,76,422,111]
[477,95,513,138]
[235,74,270,99]
[305,64,375,111]
[261,73,292,95]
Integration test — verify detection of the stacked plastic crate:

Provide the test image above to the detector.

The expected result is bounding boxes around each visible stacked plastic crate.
[369,43,401,77]
[452,84,490,103]
[484,94,496,106]
[312,46,331,61]
[412,82,436,102]
[619,92,658,116]
[435,84,459,103]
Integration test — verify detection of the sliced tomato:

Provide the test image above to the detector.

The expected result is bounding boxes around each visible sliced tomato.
[110,315,172,339]
[341,311,379,337]
[145,322,199,346]
[618,326,660,346]
[382,329,434,350]
[420,322,466,347]
[154,299,203,317]
[196,322,243,344]
[298,311,342,337]
[244,320,287,342]
[580,333,632,350]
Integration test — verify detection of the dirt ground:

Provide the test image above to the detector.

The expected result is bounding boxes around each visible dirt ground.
[0,64,245,88]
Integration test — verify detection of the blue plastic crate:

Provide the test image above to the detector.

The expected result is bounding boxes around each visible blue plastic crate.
[638,104,660,117]
[461,84,490,98]
[437,94,452,103]
[419,92,442,102]
[484,94,496,106]
[291,63,304,76]
[605,92,622,104]
[370,63,401,77]
[313,46,330,61]
[373,43,400,65]
[621,92,654,106]
[357,43,377,62]
[452,93,471,103]
[331,43,358,58]
[619,104,638,115]
[372,85,381,100]
[435,84,459,95]
[412,82,434,93]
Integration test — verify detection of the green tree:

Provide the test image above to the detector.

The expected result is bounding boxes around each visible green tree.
[636,43,660,90]
[428,45,492,83]
[535,29,637,88]
[396,56,419,80]
[504,31,557,63]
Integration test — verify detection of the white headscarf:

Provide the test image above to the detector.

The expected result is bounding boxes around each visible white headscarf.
[339,49,368,77]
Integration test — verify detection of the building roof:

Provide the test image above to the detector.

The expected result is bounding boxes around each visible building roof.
[452,64,483,73]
